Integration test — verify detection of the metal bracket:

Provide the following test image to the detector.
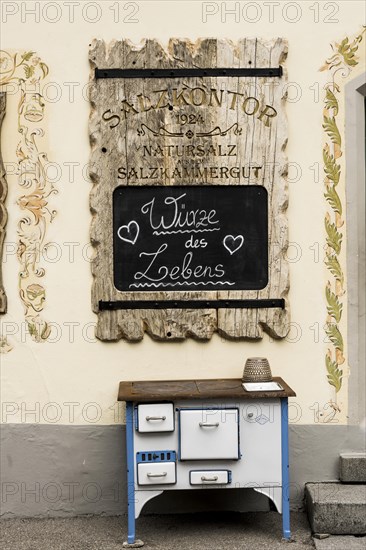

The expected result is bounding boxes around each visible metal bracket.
[95,67,283,80]
[98,299,285,311]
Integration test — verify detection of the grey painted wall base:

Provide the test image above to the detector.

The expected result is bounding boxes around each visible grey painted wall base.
[1,424,365,518]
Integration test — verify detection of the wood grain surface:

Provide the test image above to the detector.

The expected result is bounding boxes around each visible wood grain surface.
[118,377,296,401]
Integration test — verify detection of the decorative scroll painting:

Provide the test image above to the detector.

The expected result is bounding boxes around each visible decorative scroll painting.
[0,51,56,342]
[320,27,365,419]
[0,92,7,313]
[90,38,289,342]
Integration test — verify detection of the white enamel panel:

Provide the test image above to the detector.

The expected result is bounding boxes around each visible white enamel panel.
[137,461,176,485]
[133,399,282,490]
[240,400,281,482]
[137,403,174,432]
[179,408,239,460]
[190,470,230,485]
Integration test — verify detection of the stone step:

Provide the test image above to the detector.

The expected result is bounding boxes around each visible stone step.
[340,453,366,483]
[314,535,366,550]
[305,482,366,535]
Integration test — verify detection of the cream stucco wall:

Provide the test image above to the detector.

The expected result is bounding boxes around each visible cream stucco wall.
[0,1,365,425]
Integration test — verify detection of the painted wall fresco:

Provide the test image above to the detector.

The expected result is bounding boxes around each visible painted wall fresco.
[321,28,365,419]
[0,92,7,314]
[0,51,56,342]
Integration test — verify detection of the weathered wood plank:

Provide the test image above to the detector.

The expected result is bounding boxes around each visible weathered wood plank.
[217,38,289,339]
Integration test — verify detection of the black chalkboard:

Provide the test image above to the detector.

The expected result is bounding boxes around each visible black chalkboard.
[113,185,268,292]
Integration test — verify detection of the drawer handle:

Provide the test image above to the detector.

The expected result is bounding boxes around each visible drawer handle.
[147,472,167,478]
[199,422,219,428]
[146,416,166,421]
[201,476,219,482]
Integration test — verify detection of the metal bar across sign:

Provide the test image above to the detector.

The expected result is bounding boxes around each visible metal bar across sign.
[99,299,285,311]
[95,67,283,79]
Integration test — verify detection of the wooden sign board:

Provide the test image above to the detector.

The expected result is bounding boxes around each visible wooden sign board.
[89,38,289,341]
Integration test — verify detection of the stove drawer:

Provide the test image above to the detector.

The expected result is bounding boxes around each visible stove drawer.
[137,403,174,433]
[179,408,240,460]
[137,461,176,485]
[190,470,232,485]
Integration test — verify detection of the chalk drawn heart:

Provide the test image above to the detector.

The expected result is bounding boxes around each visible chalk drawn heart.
[117,221,139,245]
[223,234,244,255]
